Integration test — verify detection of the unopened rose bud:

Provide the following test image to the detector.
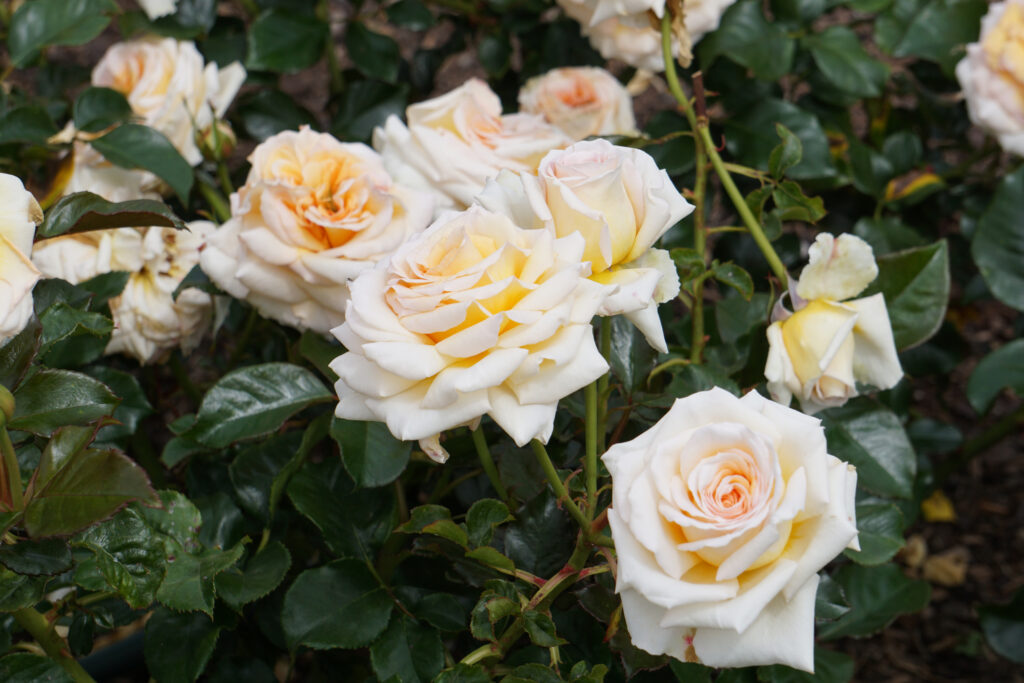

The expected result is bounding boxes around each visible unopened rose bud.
[0,385,15,426]
[197,120,237,162]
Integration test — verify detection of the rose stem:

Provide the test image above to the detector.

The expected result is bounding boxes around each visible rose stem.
[690,81,709,364]
[584,380,599,520]
[12,607,96,683]
[530,440,590,533]
[596,319,611,453]
[471,425,510,506]
[0,424,23,512]
[659,13,789,287]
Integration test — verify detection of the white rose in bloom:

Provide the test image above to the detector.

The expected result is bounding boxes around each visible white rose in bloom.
[518,66,637,140]
[604,387,859,671]
[956,0,1024,156]
[373,79,572,209]
[477,139,692,352]
[63,144,163,203]
[765,233,903,414]
[32,223,215,365]
[0,175,43,345]
[557,0,737,71]
[329,206,608,460]
[137,0,176,19]
[200,127,435,335]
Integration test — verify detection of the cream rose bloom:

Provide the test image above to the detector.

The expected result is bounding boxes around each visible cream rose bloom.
[200,127,434,335]
[329,206,608,460]
[518,67,637,140]
[138,0,176,19]
[477,139,692,352]
[956,0,1024,156]
[557,0,738,71]
[0,175,43,346]
[32,223,215,365]
[373,79,572,210]
[765,233,903,414]
[604,387,859,671]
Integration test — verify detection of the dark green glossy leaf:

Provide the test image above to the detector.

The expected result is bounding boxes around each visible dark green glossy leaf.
[523,610,564,647]
[966,339,1024,414]
[10,369,118,436]
[815,574,850,622]
[771,181,826,223]
[237,89,318,142]
[414,593,467,631]
[844,500,905,566]
[346,22,401,83]
[73,507,165,608]
[369,615,445,683]
[8,0,117,67]
[769,123,802,179]
[504,490,573,577]
[699,0,795,80]
[0,106,59,144]
[725,99,835,180]
[0,538,71,576]
[91,124,194,203]
[978,588,1024,664]
[331,80,409,144]
[399,505,468,548]
[247,9,328,73]
[144,607,220,683]
[230,432,301,522]
[72,87,132,133]
[85,367,153,443]
[821,398,916,499]
[802,26,889,97]
[712,263,754,300]
[862,240,949,350]
[972,166,1024,312]
[333,417,411,488]
[466,499,512,547]
[38,192,185,239]
[852,217,926,255]
[434,664,491,683]
[137,490,202,553]
[387,0,435,29]
[756,647,854,682]
[156,542,245,615]
[216,541,291,611]
[0,319,42,389]
[875,0,986,74]
[0,569,46,611]
[0,653,73,683]
[818,563,930,639]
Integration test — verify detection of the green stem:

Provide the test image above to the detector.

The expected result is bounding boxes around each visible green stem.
[198,181,230,223]
[0,426,23,511]
[12,608,95,683]
[318,0,345,94]
[584,381,598,520]
[530,440,590,534]
[691,123,708,364]
[471,427,510,506]
[597,319,611,453]
[217,161,235,197]
[659,14,789,287]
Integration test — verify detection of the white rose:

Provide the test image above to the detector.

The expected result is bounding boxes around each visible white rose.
[200,127,435,335]
[955,0,1024,156]
[373,79,572,210]
[518,66,637,140]
[765,233,903,414]
[477,139,692,352]
[329,205,608,460]
[0,174,43,345]
[557,0,738,71]
[137,0,176,19]
[63,143,163,203]
[604,387,859,671]
[32,223,215,365]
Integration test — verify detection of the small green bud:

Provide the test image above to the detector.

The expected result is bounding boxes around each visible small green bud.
[0,385,13,426]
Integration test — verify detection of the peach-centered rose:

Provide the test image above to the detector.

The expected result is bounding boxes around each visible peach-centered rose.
[200,127,434,335]
[518,66,637,140]
[0,174,43,345]
[604,387,859,671]
[330,205,608,460]
[956,0,1024,156]
[478,139,692,351]
[765,233,903,414]
[373,79,572,209]
[32,223,215,365]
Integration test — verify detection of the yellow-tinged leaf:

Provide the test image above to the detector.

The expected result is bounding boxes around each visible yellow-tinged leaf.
[921,489,956,523]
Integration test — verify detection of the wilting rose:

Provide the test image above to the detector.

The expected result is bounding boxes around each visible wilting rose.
[956,0,1024,156]
[477,139,692,351]
[0,174,43,345]
[32,223,215,365]
[200,127,435,335]
[557,0,738,71]
[518,66,637,140]
[330,206,608,460]
[373,79,571,209]
[604,387,859,671]
[765,233,903,414]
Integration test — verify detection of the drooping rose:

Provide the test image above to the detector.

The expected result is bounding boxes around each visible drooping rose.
[0,175,43,346]
[518,66,637,140]
[956,0,1024,156]
[604,387,859,671]
[329,205,608,460]
[32,223,215,365]
[764,233,903,414]
[373,79,572,210]
[477,139,693,351]
[200,127,435,335]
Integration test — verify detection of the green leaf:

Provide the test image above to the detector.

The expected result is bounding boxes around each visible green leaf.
[756,647,854,682]
[470,581,520,641]
[504,490,574,577]
[215,541,291,611]
[298,329,341,383]
[86,367,154,444]
[769,124,803,179]
[725,98,835,180]
[821,398,916,499]
[282,559,393,650]
[91,124,194,203]
[10,368,119,436]
[36,426,93,492]
[698,0,795,80]
[978,588,1024,664]
[72,87,133,133]
[7,0,118,67]
[144,607,220,683]
[370,615,445,683]
[802,26,889,97]
[333,418,411,488]
[37,303,112,358]
[435,664,491,683]
[844,500,905,565]
[876,0,986,74]
[73,507,166,608]
[861,240,949,350]
[479,32,511,79]
[0,538,71,576]
[0,653,74,683]
[237,89,318,142]
[966,339,1024,414]
[37,192,186,239]
[156,542,245,615]
[847,140,895,197]
[852,217,926,255]
[815,574,850,622]
[466,499,512,547]
[0,320,41,389]
[771,181,826,223]
[346,22,401,83]
[330,80,410,144]
[0,568,46,611]
[230,432,301,522]
[414,593,467,631]
[247,9,328,73]
[818,563,929,639]
[715,292,770,345]
[465,546,516,572]
[0,106,59,144]
[387,0,435,29]
[399,505,468,548]
[972,166,1024,312]
[712,263,754,300]
[137,490,202,553]
[186,363,332,448]
[882,132,922,175]
[523,610,564,647]
[609,315,656,395]
[24,448,155,538]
